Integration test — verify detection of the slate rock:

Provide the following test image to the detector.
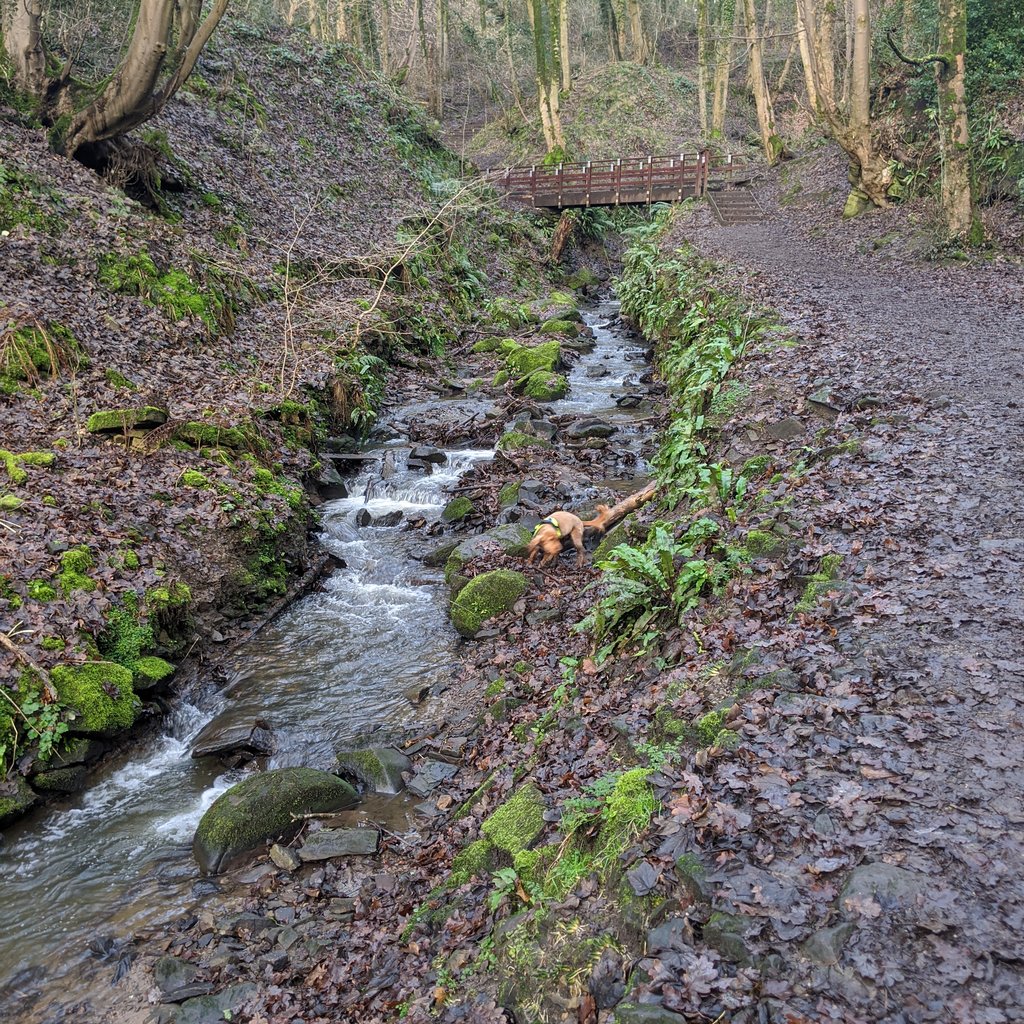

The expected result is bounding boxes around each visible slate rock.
[611,1005,687,1024]
[589,947,626,1008]
[335,747,412,794]
[298,828,380,861]
[702,911,755,964]
[269,844,301,871]
[152,956,213,1003]
[410,445,447,465]
[839,862,928,914]
[802,922,855,965]
[763,416,805,440]
[167,982,257,1024]
[191,715,274,763]
[406,758,460,797]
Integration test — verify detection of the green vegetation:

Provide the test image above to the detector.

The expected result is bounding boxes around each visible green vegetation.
[450,570,529,637]
[505,341,561,376]
[58,546,96,595]
[0,321,83,389]
[50,662,140,735]
[795,553,844,613]
[496,430,552,453]
[442,496,474,523]
[481,784,546,855]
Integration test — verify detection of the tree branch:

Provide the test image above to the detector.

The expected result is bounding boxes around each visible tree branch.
[885,29,948,73]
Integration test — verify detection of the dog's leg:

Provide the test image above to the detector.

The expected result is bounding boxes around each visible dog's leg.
[569,526,587,567]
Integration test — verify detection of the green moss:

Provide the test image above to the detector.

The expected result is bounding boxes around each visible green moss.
[694,710,726,747]
[497,482,520,508]
[58,546,96,595]
[86,407,167,433]
[181,470,210,488]
[40,635,66,651]
[567,268,600,290]
[450,569,528,638]
[712,728,740,750]
[50,661,139,735]
[505,341,561,376]
[745,529,785,556]
[1,449,55,485]
[596,768,658,866]
[0,574,22,609]
[99,602,154,670]
[795,553,844,613]
[253,466,304,510]
[451,838,495,884]
[133,656,175,687]
[481,783,545,855]
[121,549,140,570]
[518,370,568,401]
[537,318,577,336]
[42,495,57,507]
[0,775,38,828]
[104,369,137,391]
[496,431,553,453]
[492,369,510,387]
[0,494,23,511]
[441,496,474,523]
[471,338,501,354]
[484,677,506,698]
[175,422,250,450]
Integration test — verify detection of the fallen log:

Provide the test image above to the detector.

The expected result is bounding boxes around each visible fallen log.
[594,482,658,532]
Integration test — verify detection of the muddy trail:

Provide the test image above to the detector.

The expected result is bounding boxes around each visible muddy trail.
[647,192,1024,1018]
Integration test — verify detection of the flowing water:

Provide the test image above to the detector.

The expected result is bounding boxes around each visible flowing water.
[0,301,648,1020]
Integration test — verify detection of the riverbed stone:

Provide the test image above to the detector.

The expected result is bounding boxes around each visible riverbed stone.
[444,525,532,589]
[190,715,274,763]
[335,747,411,794]
[50,661,140,736]
[406,758,460,797]
[165,982,257,1024]
[49,736,106,767]
[505,340,562,376]
[566,417,618,439]
[420,539,459,567]
[839,862,928,914]
[802,922,856,965]
[132,655,176,693]
[449,569,528,638]
[0,775,39,827]
[410,445,447,465]
[30,764,87,793]
[269,843,301,871]
[702,911,755,964]
[610,1005,687,1024]
[496,430,553,453]
[192,767,359,874]
[153,955,212,1002]
[442,496,474,523]
[517,370,569,401]
[297,827,381,861]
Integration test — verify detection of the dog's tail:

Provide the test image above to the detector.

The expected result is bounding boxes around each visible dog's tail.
[583,503,613,532]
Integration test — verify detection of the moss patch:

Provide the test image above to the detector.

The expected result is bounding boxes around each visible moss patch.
[796,553,843,613]
[86,407,168,433]
[481,783,545,855]
[518,370,569,401]
[133,656,176,689]
[505,341,561,376]
[58,546,96,595]
[442,496,474,523]
[451,838,495,884]
[450,569,528,638]
[50,661,140,735]
[498,481,521,508]
[537,318,578,336]
[496,431,553,453]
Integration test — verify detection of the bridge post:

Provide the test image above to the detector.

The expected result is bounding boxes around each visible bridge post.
[646,155,653,205]
[615,158,621,205]
[530,165,536,207]
[557,162,563,208]
[585,162,592,207]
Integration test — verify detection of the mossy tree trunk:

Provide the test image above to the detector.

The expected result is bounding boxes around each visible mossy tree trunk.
[710,0,738,139]
[528,0,565,153]
[742,0,783,164]
[558,0,570,92]
[696,0,709,136]
[4,0,47,96]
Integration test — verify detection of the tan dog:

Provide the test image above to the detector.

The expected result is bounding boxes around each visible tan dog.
[526,504,613,568]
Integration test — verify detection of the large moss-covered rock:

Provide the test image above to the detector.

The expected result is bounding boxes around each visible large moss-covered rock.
[481,783,545,855]
[86,406,168,433]
[538,318,579,336]
[517,370,569,401]
[441,496,474,523]
[450,569,528,638]
[175,421,250,450]
[444,525,532,588]
[50,661,140,736]
[0,775,39,827]
[192,767,359,874]
[505,341,562,376]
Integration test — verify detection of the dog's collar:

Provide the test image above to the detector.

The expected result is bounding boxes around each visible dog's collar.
[534,516,562,538]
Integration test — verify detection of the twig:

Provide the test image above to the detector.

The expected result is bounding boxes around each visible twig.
[885,29,948,73]
[0,629,58,702]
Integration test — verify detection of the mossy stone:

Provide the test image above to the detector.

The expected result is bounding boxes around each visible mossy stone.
[505,341,561,376]
[449,569,528,638]
[421,540,459,567]
[0,775,39,828]
[192,767,359,874]
[51,661,139,736]
[31,764,88,793]
[0,495,23,512]
[175,422,249,450]
[481,783,545,855]
[86,406,168,433]
[492,369,511,387]
[537,318,579,336]
[746,529,785,556]
[496,430,553,453]
[518,370,569,401]
[133,656,176,691]
[498,481,521,508]
[442,496,474,523]
[58,546,95,595]
[443,525,533,587]
[335,747,412,794]
[451,838,495,884]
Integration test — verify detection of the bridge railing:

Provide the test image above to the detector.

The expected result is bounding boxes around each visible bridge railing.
[489,152,746,208]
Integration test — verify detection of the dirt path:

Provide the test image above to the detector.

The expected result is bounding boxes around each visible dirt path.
[657,179,1024,1020]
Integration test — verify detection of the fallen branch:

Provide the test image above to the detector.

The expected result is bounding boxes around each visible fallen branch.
[0,629,58,702]
[596,482,659,532]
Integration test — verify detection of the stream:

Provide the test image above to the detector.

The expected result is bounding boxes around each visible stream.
[0,299,649,1021]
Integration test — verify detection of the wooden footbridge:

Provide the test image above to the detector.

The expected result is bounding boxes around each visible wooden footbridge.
[490,151,748,209]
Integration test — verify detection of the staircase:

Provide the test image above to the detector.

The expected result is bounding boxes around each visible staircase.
[707,186,765,226]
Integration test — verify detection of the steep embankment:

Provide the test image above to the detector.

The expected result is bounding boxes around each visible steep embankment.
[0,24,560,823]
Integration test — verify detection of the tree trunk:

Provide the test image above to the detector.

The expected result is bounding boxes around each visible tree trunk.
[934,0,976,239]
[558,0,570,91]
[742,0,781,163]
[696,0,709,136]
[795,0,819,112]
[627,0,649,62]
[710,0,738,138]
[901,0,914,50]
[5,0,47,95]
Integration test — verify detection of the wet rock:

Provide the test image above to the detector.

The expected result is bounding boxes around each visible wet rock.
[449,569,528,638]
[324,435,359,453]
[526,418,558,441]
[442,496,475,523]
[404,683,431,704]
[47,736,106,768]
[373,510,403,527]
[566,417,618,439]
[802,922,855,965]
[153,956,213,1003]
[525,608,562,627]
[839,862,928,914]
[614,393,647,408]
[164,982,257,1024]
[269,844,301,872]
[298,827,380,861]
[702,911,755,965]
[584,365,612,378]
[355,508,372,527]
[335,747,411,794]
[410,445,447,465]
[405,458,432,473]
[316,461,348,499]
[406,758,460,797]
[419,539,459,567]
[190,715,274,764]
[763,416,805,440]
[444,525,532,590]
[0,775,39,828]
[30,764,88,793]
[192,767,358,874]
[610,1004,687,1024]
[326,897,357,921]
[646,916,690,953]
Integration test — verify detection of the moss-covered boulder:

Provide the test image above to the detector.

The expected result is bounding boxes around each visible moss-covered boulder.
[451,838,495,884]
[538,318,579,336]
[175,421,250,450]
[31,764,88,793]
[335,747,412,794]
[498,481,521,508]
[450,569,528,638]
[443,525,533,589]
[192,767,359,874]
[0,775,39,827]
[517,370,569,402]
[481,783,545,855]
[528,292,582,323]
[86,406,168,433]
[505,341,562,377]
[496,430,553,453]
[50,661,140,736]
[441,496,474,523]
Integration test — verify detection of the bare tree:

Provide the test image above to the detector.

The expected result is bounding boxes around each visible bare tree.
[3,0,229,167]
